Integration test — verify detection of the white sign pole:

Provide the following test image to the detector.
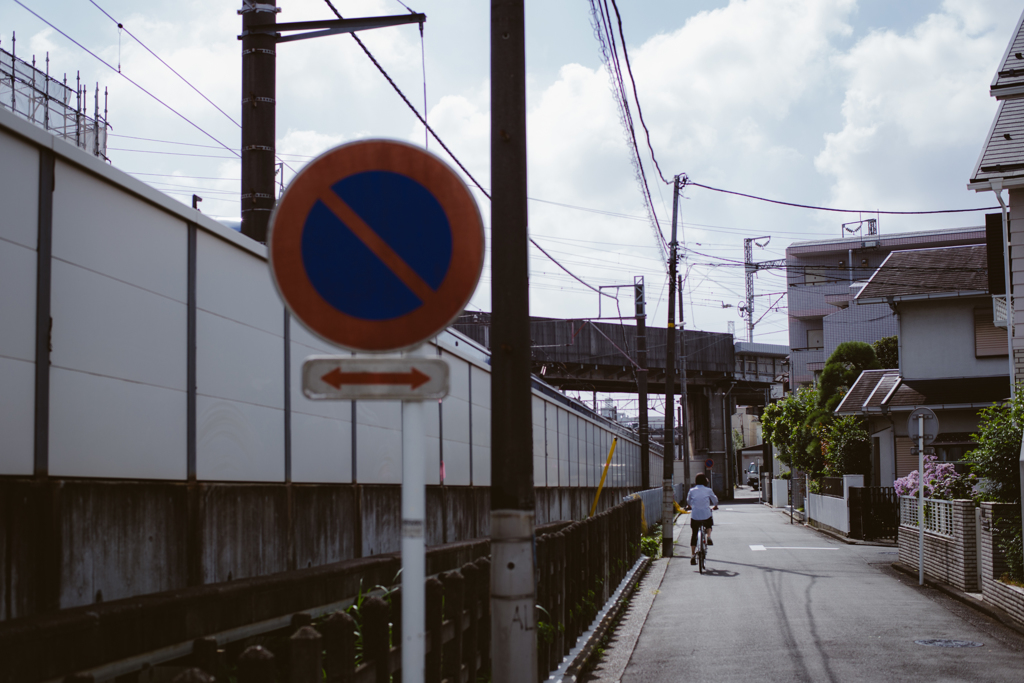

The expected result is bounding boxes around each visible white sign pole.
[401,343,428,683]
[918,413,925,586]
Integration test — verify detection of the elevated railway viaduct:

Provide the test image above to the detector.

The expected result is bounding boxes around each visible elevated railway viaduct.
[455,313,787,492]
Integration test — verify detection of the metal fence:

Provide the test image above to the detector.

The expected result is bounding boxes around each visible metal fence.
[849,487,899,540]
[820,477,844,498]
[54,500,643,683]
[0,43,108,157]
[900,496,955,538]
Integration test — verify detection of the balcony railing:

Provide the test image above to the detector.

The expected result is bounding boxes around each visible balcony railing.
[994,294,1008,328]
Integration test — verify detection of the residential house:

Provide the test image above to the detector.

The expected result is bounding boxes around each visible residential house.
[787,227,986,387]
[835,244,1010,487]
[968,6,1024,386]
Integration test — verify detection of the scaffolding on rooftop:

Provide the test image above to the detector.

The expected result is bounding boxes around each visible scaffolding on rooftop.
[0,34,109,159]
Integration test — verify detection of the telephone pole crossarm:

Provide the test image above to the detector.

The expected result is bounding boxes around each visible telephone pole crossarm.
[239,14,426,43]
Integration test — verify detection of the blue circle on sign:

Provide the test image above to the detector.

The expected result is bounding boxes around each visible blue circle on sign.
[300,171,453,321]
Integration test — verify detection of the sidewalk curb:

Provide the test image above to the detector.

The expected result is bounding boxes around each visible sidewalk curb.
[806,522,897,547]
[553,556,652,682]
[891,561,1024,637]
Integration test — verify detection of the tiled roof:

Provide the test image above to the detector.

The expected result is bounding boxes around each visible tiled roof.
[836,373,1009,415]
[969,98,1024,185]
[856,245,988,301]
[970,8,1024,187]
[888,376,1010,408]
[834,370,894,414]
[990,9,1024,100]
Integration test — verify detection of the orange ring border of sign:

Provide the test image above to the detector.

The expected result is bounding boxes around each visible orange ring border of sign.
[268,139,485,353]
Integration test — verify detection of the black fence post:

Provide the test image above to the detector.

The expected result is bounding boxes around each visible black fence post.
[442,571,466,683]
[462,561,480,681]
[363,597,391,683]
[172,669,215,683]
[290,626,322,683]
[477,557,492,675]
[320,609,357,683]
[425,577,444,683]
[238,645,275,683]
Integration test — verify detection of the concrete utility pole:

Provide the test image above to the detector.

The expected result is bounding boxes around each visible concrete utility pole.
[679,275,690,491]
[662,175,681,557]
[489,1,536,681]
[636,276,650,489]
[238,2,424,243]
[740,236,785,342]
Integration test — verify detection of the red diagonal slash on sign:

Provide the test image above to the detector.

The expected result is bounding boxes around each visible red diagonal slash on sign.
[322,367,430,390]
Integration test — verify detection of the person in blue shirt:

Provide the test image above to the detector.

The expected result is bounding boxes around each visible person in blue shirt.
[685,474,719,565]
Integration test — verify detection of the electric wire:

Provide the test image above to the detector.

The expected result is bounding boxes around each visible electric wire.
[608,0,670,186]
[689,181,998,215]
[14,1,240,159]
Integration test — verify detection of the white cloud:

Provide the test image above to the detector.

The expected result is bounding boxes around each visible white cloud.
[815,2,1019,211]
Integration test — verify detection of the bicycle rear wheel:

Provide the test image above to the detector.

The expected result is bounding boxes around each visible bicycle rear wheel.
[698,531,706,574]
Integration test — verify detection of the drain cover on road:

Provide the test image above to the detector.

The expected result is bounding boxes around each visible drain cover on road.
[914,639,983,648]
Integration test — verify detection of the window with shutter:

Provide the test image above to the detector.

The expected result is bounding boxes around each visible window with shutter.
[975,307,1008,357]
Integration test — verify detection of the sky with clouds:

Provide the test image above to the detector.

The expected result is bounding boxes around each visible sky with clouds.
[3,0,1022,373]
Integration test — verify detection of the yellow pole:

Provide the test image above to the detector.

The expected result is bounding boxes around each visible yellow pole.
[589,437,618,517]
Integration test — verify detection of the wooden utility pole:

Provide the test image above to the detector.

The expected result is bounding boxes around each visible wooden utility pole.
[636,276,650,489]
[662,175,680,557]
[489,1,536,681]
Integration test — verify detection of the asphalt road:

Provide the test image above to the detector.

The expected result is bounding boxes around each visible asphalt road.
[619,491,1024,683]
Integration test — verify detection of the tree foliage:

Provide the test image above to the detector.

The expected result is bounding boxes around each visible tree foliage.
[966,389,1024,581]
[967,388,1024,505]
[762,387,818,472]
[821,415,871,478]
[873,335,899,369]
[818,341,881,412]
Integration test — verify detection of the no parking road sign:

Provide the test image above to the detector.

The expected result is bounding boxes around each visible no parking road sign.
[269,139,484,352]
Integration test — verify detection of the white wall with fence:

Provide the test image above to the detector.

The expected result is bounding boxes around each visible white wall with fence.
[0,105,661,489]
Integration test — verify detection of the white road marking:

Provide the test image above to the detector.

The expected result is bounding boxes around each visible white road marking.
[750,546,839,551]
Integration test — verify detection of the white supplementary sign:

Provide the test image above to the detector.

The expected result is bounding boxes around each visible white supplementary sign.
[302,356,449,400]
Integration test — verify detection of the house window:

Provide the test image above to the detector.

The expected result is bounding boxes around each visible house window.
[804,267,829,284]
[975,307,1008,357]
[807,329,824,349]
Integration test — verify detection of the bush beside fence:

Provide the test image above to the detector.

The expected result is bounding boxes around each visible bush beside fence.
[980,502,1024,626]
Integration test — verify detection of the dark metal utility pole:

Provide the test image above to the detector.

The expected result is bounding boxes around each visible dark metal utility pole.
[662,175,680,557]
[240,1,278,242]
[490,1,536,680]
[679,274,690,492]
[636,276,650,489]
[238,2,424,243]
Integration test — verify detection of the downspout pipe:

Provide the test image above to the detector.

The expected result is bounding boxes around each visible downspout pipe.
[992,180,1014,399]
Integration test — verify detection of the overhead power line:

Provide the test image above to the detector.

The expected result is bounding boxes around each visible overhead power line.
[14,0,240,159]
[689,182,998,215]
[608,0,670,186]
[87,0,241,127]
[320,0,617,303]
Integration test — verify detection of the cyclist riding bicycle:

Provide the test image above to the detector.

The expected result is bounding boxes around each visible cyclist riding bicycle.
[685,474,719,566]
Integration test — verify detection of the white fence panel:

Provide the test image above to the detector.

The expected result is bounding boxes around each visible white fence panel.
[899,496,955,538]
[808,492,849,533]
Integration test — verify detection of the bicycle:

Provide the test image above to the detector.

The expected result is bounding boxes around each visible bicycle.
[695,522,709,574]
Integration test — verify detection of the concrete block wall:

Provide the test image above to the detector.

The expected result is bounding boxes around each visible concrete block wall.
[897,499,977,592]
[980,502,1024,626]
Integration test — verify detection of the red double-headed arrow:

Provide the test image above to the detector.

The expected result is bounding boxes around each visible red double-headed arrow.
[321,367,430,390]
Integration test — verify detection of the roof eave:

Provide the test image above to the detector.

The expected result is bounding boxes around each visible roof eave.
[857,290,989,305]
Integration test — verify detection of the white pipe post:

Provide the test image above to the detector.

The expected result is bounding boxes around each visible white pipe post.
[401,344,428,683]
[918,413,925,586]
[992,182,1014,398]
